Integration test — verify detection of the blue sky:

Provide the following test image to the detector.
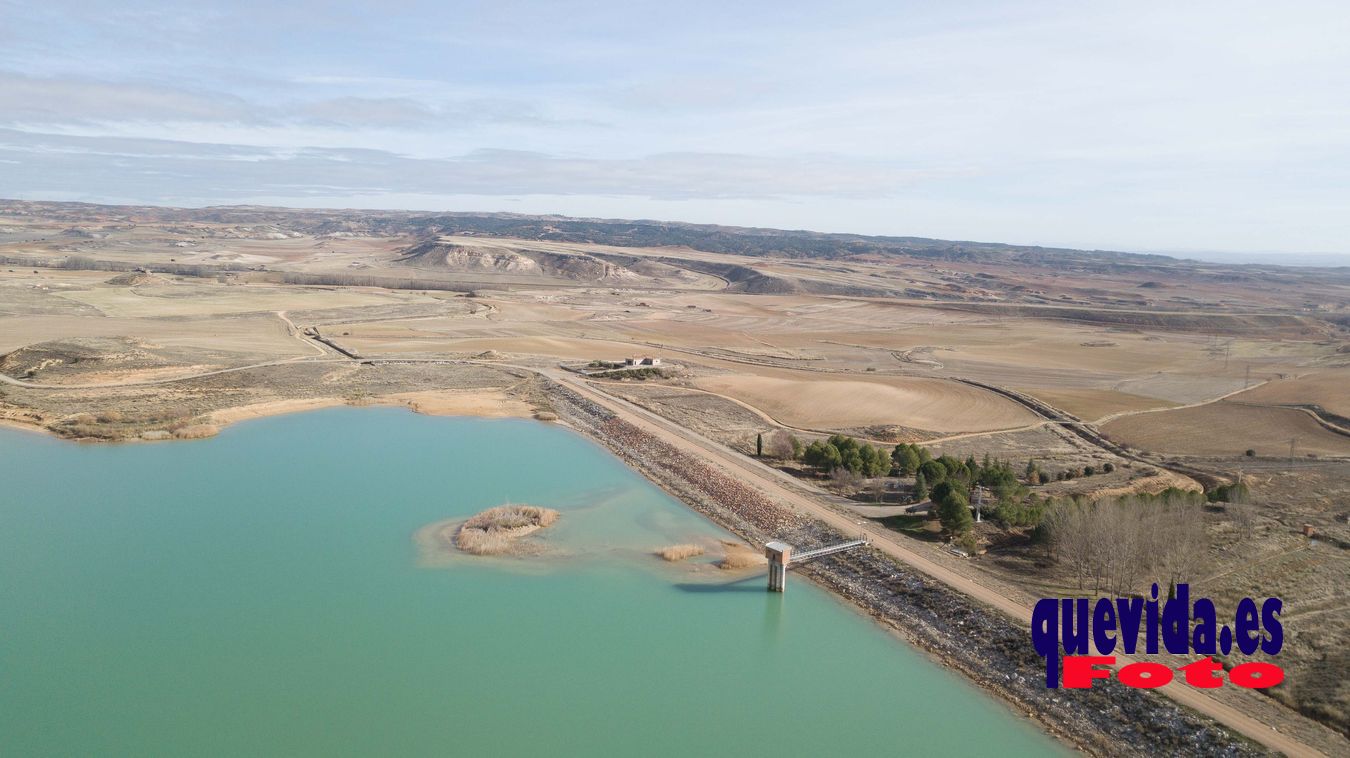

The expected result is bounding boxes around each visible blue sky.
[1,0,1346,259]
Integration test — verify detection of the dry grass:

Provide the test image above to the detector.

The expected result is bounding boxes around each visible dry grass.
[462,504,560,531]
[1018,387,1176,422]
[386,389,535,419]
[171,424,219,439]
[1102,402,1350,458]
[656,543,705,561]
[454,504,560,555]
[716,540,766,570]
[1235,368,1350,417]
[453,530,515,556]
[692,374,1037,433]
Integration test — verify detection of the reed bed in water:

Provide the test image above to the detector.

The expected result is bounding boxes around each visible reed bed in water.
[455,505,560,555]
[717,541,766,570]
[657,543,706,562]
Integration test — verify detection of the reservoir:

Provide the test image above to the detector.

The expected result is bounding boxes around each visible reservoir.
[0,407,1060,756]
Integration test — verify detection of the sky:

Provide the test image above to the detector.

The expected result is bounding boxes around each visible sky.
[1,0,1347,261]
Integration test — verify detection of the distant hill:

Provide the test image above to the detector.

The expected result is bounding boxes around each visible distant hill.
[388,212,1178,267]
[0,199,1176,268]
[4,199,1342,271]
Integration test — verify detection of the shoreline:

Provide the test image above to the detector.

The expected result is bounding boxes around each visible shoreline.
[0,416,59,438]
[0,387,540,442]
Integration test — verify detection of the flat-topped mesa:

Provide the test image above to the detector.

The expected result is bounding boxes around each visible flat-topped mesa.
[453,504,560,556]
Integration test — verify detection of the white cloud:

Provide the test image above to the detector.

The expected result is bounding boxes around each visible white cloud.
[0,1,1345,255]
[0,72,251,124]
[0,128,960,200]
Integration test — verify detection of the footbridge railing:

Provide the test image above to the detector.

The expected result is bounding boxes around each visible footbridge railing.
[764,539,869,592]
[788,539,869,565]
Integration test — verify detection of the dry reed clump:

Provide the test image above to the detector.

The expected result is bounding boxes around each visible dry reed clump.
[172,424,219,439]
[462,505,559,531]
[656,543,705,562]
[454,505,560,556]
[716,540,766,570]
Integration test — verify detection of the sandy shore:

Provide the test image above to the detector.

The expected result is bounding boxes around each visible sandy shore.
[207,397,348,425]
[210,389,535,427]
[0,415,56,437]
[374,389,536,418]
[0,388,539,443]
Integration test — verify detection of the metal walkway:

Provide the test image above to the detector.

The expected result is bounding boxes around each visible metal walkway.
[788,539,869,565]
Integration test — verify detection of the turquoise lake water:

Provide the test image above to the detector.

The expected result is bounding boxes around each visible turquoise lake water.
[0,407,1061,756]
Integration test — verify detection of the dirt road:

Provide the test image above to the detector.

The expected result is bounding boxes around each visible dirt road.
[276,310,330,358]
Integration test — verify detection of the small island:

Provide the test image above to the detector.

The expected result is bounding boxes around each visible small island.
[456,505,560,555]
[416,504,561,562]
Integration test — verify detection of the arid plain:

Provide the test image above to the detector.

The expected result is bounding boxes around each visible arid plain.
[2,200,1348,753]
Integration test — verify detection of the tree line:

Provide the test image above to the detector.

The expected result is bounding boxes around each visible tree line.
[1040,490,1210,595]
[801,435,891,477]
[790,436,1045,540]
[757,431,1246,557]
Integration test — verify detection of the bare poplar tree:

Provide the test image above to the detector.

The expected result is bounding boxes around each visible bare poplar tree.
[1229,503,1256,541]
[1047,495,1207,596]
